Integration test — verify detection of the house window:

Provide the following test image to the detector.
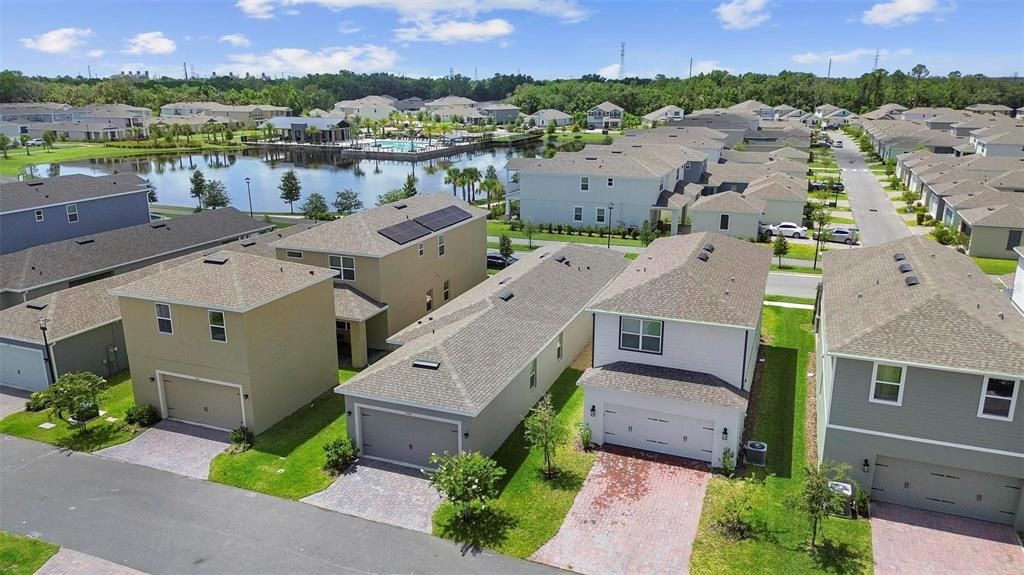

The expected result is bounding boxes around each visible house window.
[1007,230,1022,250]
[66,204,79,223]
[443,279,450,301]
[438,234,446,256]
[35,210,44,222]
[336,320,350,331]
[285,250,303,259]
[720,214,730,230]
[418,242,424,256]
[978,377,1018,420]
[529,358,537,390]
[870,363,905,405]
[607,178,614,187]
[155,303,173,334]
[556,332,563,360]
[426,288,433,312]
[580,177,590,191]
[209,310,227,342]
[619,317,663,354]
[596,207,607,224]
[573,206,583,222]
[329,255,355,281]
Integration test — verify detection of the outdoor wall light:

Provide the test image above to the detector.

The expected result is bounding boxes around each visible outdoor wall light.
[862,459,871,473]
[243,394,249,400]
[148,376,155,383]
[721,427,728,441]
[346,410,352,417]
[590,405,596,417]
[463,432,469,439]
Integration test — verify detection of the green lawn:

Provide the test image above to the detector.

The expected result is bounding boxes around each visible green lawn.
[972,257,1017,276]
[0,139,248,176]
[782,242,831,262]
[0,532,59,575]
[487,221,644,247]
[624,252,639,260]
[690,307,873,575]
[486,241,538,253]
[829,215,857,225]
[764,295,817,306]
[208,369,358,499]
[433,368,596,559]
[0,371,142,452]
[544,131,619,144]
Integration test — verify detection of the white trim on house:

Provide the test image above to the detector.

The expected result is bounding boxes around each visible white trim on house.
[572,205,584,223]
[584,308,759,331]
[66,204,78,223]
[155,369,246,430]
[155,302,173,335]
[580,176,590,191]
[208,309,227,343]
[826,423,1024,459]
[34,210,44,222]
[595,206,607,224]
[438,234,446,256]
[976,376,1020,422]
[352,402,463,471]
[869,361,906,406]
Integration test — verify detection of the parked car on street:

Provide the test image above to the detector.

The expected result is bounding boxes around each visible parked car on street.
[766,222,808,238]
[832,140,843,148]
[487,251,518,269]
[813,227,859,244]
[810,180,845,192]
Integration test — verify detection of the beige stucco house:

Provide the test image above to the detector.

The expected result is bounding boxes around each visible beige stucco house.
[112,251,338,433]
[270,194,488,368]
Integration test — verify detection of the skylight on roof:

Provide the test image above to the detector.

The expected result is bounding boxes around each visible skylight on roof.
[703,243,715,253]
[75,238,95,245]
[241,241,256,247]
[898,263,913,274]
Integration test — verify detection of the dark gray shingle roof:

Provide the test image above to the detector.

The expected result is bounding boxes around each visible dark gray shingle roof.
[1,173,150,213]
[579,362,748,409]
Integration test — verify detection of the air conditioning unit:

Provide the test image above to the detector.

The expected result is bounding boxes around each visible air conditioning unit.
[744,440,767,467]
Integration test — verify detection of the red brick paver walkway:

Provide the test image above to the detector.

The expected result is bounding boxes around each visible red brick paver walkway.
[871,502,1024,575]
[531,446,710,575]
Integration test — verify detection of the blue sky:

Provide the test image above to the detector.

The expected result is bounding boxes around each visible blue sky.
[3,0,1022,80]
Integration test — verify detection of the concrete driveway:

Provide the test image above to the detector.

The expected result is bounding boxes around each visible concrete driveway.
[96,420,228,480]
[532,446,711,575]
[0,385,31,419]
[871,502,1024,575]
[302,458,442,533]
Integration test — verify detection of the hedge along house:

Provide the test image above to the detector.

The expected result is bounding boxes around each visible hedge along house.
[580,233,769,467]
[336,244,628,470]
[112,251,339,433]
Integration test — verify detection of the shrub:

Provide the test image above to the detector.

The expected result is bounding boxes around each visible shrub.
[124,404,161,427]
[25,391,51,412]
[577,422,593,451]
[555,223,563,234]
[230,425,254,452]
[323,438,359,474]
[546,223,553,234]
[855,486,871,518]
[916,212,926,225]
[720,447,736,478]
[426,451,506,521]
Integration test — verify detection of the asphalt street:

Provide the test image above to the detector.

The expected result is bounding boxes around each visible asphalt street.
[831,134,912,246]
[0,435,562,575]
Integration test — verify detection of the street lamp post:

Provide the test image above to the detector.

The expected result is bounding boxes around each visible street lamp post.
[606,202,615,249]
[38,317,55,385]
[244,177,253,218]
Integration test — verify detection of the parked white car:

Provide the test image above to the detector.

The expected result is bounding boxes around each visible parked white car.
[766,222,808,238]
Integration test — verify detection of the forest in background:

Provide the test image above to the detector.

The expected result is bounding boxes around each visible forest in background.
[2,67,1022,117]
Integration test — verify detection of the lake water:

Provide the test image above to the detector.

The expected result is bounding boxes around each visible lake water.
[31,144,542,212]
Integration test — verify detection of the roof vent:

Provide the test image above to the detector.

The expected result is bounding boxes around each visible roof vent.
[893,252,906,262]
[555,256,566,263]
[563,259,571,267]
[151,222,167,229]
[498,277,511,285]
[75,238,95,245]
[203,255,229,265]
[498,291,514,302]
[393,203,407,209]
[904,275,920,287]
[697,251,710,262]
[703,243,715,253]
[897,263,913,273]
[539,253,549,259]
[240,240,256,247]
[412,359,441,370]
[26,302,47,311]
[27,181,44,187]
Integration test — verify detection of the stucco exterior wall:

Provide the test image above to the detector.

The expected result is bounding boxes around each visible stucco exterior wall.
[966,226,1022,259]
[759,199,805,225]
[52,320,126,379]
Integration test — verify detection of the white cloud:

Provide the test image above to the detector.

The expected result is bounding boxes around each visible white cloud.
[214,44,398,76]
[86,49,105,58]
[237,0,275,18]
[338,21,362,34]
[238,0,586,26]
[284,8,301,15]
[395,18,513,43]
[791,48,914,65]
[598,63,621,78]
[692,60,732,74]
[124,32,176,55]
[862,0,954,26]
[19,27,93,53]
[714,0,770,30]
[219,33,251,47]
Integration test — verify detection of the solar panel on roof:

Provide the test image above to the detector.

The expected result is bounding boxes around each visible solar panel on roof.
[413,205,472,231]
[378,219,431,245]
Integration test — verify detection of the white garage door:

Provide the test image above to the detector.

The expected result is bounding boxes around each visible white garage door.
[161,374,244,431]
[0,343,49,392]
[358,406,460,470]
[872,456,1022,525]
[603,403,715,462]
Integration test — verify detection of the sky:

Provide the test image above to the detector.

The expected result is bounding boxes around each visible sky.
[2,0,1023,80]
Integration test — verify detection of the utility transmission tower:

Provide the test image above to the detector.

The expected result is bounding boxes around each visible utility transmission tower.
[619,42,625,79]
[183,62,188,80]
[873,49,880,71]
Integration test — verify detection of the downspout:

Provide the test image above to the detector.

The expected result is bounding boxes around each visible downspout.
[741,329,749,391]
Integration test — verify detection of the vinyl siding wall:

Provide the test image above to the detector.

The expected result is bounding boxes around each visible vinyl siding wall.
[518,173,665,229]
[0,192,151,254]
[691,209,760,239]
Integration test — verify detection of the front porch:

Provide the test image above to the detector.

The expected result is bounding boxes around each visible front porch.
[334,283,388,369]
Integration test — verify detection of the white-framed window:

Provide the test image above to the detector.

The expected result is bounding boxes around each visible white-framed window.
[443,279,450,301]
[572,206,583,222]
[869,363,905,405]
[529,358,537,389]
[426,288,433,311]
[329,255,355,281]
[336,320,350,331]
[285,250,303,259]
[556,332,563,360]
[418,242,424,256]
[720,214,730,230]
[977,376,1018,421]
[35,210,44,222]
[580,177,590,191]
[607,177,614,187]
[155,303,173,334]
[209,310,227,342]
[596,207,607,224]
[438,234,446,256]
[66,204,79,223]
[619,316,663,354]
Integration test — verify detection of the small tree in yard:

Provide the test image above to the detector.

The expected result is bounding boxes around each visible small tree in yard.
[45,372,106,430]
[203,180,230,209]
[301,192,330,220]
[809,201,832,270]
[278,169,302,213]
[802,460,851,548]
[426,451,505,521]
[773,234,790,267]
[20,134,30,156]
[498,233,514,264]
[638,219,656,246]
[524,394,570,479]
[333,188,363,214]
[0,134,9,159]
[189,169,207,209]
[42,131,56,151]
[900,188,921,211]
[522,220,537,248]
[401,172,418,198]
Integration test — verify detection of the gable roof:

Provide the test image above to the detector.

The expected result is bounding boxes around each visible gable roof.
[591,101,623,112]
[1,173,150,214]
[528,109,572,121]
[260,116,349,130]
[957,204,1024,228]
[692,191,764,214]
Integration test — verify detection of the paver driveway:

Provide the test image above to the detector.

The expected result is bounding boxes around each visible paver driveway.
[871,502,1024,575]
[0,385,31,419]
[532,446,710,575]
[95,420,228,480]
[36,548,149,575]
[302,458,442,533]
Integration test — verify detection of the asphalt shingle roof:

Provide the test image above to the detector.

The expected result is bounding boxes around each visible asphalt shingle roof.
[333,284,387,321]
[692,191,764,214]
[579,362,748,409]
[1,173,150,213]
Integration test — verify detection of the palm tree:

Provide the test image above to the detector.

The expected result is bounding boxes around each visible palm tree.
[305,126,321,144]
[463,167,482,202]
[444,167,462,196]
[480,177,504,210]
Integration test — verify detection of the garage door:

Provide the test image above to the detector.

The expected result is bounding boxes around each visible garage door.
[872,456,1022,525]
[603,404,715,462]
[161,374,244,430]
[358,406,460,469]
[0,343,49,392]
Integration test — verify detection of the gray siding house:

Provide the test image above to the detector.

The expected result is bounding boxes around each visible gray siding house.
[0,174,153,254]
[816,236,1024,528]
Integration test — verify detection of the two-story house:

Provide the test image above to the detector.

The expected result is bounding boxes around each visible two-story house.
[581,233,770,467]
[587,101,624,129]
[336,244,627,469]
[642,105,685,127]
[816,236,1024,528]
[270,194,488,368]
[0,174,153,254]
[332,95,398,121]
[113,251,338,433]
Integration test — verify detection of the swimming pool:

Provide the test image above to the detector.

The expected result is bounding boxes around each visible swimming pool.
[376,140,418,151]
